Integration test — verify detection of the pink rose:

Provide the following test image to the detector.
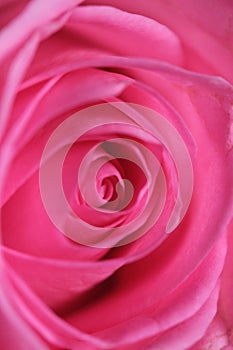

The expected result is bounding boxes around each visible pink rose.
[0,1,233,349]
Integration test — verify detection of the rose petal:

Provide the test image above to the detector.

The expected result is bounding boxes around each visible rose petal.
[143,283,220,350]
[1,68,130,206]
[219,220,233,336]
[0,0,84,62]
[189,315,232,350]
[2,246,123,310]
[0,0,28,31]
[5,264,113,349]
[67,5,183,65]
[64,234,226,336]
[0,35,39,142]
[1,171,109,261]
[83,0,233,82]
[0,257,49,350]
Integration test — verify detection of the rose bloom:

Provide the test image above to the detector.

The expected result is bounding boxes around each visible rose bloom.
[0,1,233,350]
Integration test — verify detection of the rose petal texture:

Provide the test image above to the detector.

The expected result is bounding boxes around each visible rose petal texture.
[0,1,233,350]
[84,0,233,83]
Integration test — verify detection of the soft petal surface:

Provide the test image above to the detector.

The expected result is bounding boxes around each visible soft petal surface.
[83,0,233,82]
[0,1,233,349]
